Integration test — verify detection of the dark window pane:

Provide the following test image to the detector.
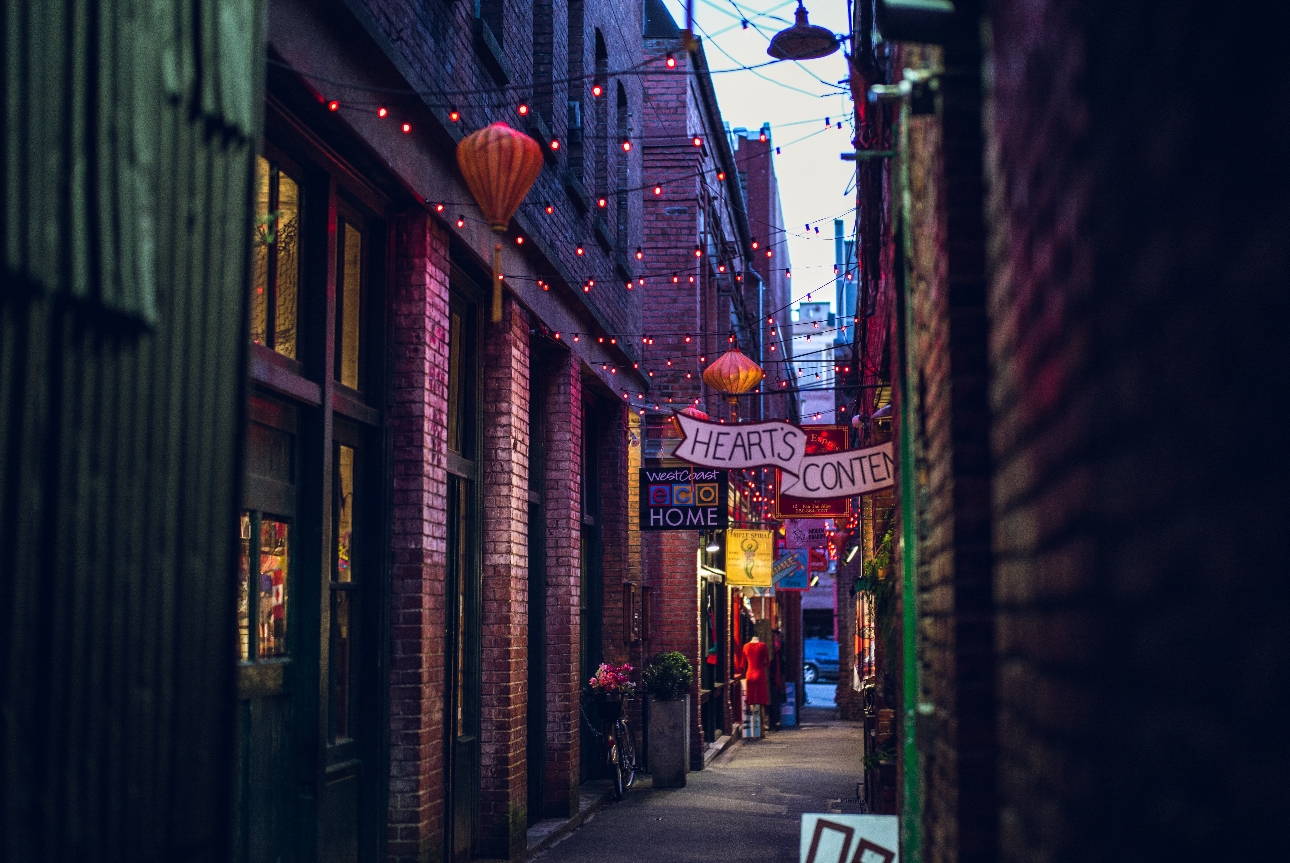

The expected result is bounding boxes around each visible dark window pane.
[249,156,300,358]
[448,310,463,453]
[331,589,353,742]
[259,519,289,657]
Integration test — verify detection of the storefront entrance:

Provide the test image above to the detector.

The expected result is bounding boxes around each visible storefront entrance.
[234,109,390,863]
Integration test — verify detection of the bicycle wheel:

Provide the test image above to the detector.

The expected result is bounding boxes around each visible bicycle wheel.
[608,731,625,800]
[614,720,636,792]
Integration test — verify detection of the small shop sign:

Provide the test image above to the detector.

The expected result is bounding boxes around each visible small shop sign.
[639,467,727,530]
[785,518,834,547]
[800,814,898,863]
[773,550,809,590]
[725,529,774,586]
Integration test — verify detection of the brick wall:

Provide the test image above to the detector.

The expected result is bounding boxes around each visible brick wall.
[478,300,532,858]
[985,2,1290,861]
[896,35,997,863]
[643,529,705,768]
[541,352,583,816]
[387,211,452,862]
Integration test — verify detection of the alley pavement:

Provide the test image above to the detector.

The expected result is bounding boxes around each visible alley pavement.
[535,706,866,863]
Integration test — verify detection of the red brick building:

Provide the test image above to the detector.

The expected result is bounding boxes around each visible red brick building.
[238,0,657,860]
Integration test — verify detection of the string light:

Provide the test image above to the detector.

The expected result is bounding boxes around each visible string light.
[328,100,340,111]
[575,244,585,256]
[449,108,460,122]
[635,247,644,260]
[401,122,412,133]
[435,203,445,213]
[597,197,608,208]
[377,107,388,118]
[545,205,554,214]
[592,83,604,97]
[653,184,663,196]
[665,52,677,68]
[456,216,465,228]
[692,136,703,147]
[717,171,726,181]
[621,140,632,152]
[518,102,529,115]
[550,138,560,150]
[515,236,524,244]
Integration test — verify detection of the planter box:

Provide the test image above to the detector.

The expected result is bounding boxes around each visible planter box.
[647,695,689,787]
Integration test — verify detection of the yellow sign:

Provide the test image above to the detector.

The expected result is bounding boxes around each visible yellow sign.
[726,529,774,587]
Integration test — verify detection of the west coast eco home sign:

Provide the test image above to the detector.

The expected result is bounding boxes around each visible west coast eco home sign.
[672,413,895,499]
[639,467,728,530]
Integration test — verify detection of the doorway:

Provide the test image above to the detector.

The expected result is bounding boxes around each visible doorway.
[444,289,482,862]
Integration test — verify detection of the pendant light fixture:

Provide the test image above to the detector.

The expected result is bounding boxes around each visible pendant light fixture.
[767,1,840,61]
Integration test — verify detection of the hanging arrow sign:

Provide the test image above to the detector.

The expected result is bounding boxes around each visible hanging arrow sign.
[672,412,895,500]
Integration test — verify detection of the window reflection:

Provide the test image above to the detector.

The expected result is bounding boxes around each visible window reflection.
[250,155,300,359]
[337,220,362,389]
[337,445,354,583]
[259,519,290,657]
[238,513,252,660]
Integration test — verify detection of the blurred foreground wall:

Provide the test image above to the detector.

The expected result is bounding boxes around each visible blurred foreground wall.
[1,2,261,860]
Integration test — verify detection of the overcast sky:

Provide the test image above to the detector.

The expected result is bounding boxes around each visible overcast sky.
[660,0,856,316]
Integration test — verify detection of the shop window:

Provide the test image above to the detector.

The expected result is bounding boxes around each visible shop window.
[251,154,300,359]
[331,440,359,743]
[238,512,290,660]
[336,214,364,390]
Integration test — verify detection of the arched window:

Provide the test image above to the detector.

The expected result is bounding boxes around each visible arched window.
[615,83,630,253]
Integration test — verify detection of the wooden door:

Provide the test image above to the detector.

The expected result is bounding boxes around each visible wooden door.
[235,396,299,863]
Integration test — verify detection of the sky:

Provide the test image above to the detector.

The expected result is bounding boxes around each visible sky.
[660,0,857,317]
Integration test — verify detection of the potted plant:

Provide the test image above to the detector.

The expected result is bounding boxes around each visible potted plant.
[642,651,693,787]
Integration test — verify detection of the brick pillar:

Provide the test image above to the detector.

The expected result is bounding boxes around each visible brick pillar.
[646,529,703,769]
[387,212,451,863]
[477,300,531,858]
[542,353,582,816]
[597,402,631,667]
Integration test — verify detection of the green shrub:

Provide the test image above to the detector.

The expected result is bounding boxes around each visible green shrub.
[642,651,693,701]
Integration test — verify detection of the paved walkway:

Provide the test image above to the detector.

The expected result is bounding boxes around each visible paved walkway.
[535,707,865,863]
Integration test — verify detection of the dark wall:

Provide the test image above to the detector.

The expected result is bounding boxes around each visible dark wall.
[986,2,1290,860]
[1,2,260,860]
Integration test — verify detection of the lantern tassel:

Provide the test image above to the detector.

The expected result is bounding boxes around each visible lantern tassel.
[491,243,503,323]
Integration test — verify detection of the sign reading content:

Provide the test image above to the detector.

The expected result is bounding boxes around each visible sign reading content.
[672,413,894,499]
[639,467,727,530]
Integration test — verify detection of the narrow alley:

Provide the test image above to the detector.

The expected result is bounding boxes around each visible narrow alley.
[534,707,863,863]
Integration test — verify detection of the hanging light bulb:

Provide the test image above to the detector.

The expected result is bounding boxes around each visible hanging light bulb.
[665,52,677,68]
[377,107,388,118]
[635,247,644,260]
[449,108,460,122]
[653,184,663,196]
[328,100,340,111]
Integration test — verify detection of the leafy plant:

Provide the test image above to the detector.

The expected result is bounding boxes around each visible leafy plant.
[642,651,693,701]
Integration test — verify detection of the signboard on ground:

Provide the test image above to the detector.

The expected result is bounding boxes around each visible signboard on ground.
[639,467,727,530]
[800,814,899,863]
[725,529,774,587]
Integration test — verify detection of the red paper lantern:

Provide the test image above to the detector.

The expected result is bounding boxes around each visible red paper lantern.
[456,123,544,321]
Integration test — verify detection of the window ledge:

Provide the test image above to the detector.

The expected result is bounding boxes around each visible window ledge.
[473,19,509,85]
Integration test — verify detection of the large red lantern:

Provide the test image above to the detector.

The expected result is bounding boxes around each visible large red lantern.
[702,347,765,405]
[456,123,544,321]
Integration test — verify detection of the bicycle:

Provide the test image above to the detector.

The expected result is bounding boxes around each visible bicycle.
[583,690,638,800]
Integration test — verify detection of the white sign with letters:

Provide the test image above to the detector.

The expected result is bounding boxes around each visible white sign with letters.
[801,814,899,863]
[673,413,894,500]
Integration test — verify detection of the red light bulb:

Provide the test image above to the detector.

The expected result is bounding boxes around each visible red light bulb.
[328,100,340,111]
[377,106,388,118]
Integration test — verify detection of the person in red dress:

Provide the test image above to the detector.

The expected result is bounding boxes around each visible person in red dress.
[742,636,771,706]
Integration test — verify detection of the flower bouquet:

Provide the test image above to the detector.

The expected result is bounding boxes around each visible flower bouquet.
[589,662,635,719]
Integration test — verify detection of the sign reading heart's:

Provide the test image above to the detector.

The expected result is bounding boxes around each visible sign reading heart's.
[672,412,895,499]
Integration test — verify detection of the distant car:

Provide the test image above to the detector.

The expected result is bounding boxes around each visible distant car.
[803,638,839,683]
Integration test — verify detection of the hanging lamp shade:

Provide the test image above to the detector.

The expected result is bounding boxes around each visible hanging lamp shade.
[456,123,544,322]
[767,1,840,61]
[702,347,765,404]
